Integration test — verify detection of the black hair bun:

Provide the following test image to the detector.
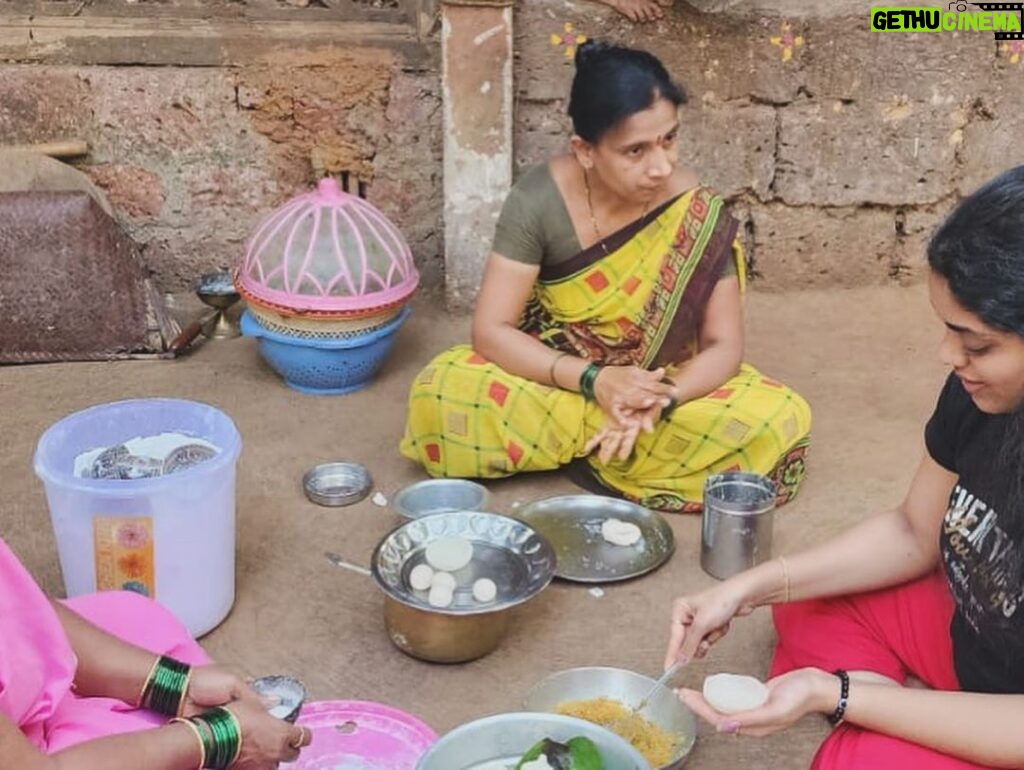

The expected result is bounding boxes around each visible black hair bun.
[574,39,605,69]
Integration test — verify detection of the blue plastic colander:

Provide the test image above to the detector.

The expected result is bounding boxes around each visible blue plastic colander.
[240,307,410,395]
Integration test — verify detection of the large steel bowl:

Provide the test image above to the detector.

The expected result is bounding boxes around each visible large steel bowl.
[371,511,556,663]
[523,667,697,769]
[416,712,648,770]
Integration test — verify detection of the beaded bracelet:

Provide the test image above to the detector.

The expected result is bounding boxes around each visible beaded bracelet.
[139,656,192,717]
[828,669,850,726]
[578,362,603,400]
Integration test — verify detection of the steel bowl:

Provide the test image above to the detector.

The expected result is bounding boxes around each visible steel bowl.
[416,712,648,770]
[392,478,491,519]
[251,675,307,723]
[303,462,372,507]
[523,667,697,769]
[371,511,556,663]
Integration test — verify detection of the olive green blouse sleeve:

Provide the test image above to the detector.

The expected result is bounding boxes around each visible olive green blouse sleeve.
[491,184,544,266]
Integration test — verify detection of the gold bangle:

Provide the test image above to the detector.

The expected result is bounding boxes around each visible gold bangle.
[548,351,571,388]
[137,656,161,709]
[778,556,791,603]
[170,717,206,770]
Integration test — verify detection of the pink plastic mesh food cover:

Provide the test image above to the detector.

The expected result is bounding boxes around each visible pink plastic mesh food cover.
[236,178,419,316]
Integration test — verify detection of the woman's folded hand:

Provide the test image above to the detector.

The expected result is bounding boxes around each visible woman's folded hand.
[593,365,674,422]
[182,665,265,718]
[229,699,313,769]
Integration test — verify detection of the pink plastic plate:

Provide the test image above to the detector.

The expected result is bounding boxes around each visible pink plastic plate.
[289,700,437,770]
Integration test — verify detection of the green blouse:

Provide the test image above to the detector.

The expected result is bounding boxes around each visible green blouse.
[492,163,736,278]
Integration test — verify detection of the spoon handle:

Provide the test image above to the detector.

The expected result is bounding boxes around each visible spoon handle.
[636,659,686,712]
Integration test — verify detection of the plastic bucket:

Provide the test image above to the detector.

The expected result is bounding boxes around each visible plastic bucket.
[33,399,242,637]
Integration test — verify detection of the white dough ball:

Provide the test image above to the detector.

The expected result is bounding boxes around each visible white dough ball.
[424,536,474,572]
[408,564,434,591]
[472,578,497,603]
[427,585,454,608]
[702,673,769,714]
[430,571,457,591]
[601,518,642,547]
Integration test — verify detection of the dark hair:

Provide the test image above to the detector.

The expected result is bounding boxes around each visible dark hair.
[928,165,1024,337]
[928,165,1024,598]
[568,41,687,144]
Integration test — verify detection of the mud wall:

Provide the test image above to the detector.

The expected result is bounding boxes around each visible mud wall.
[517,1,1023,289]
[0,1,443,290]
[2,1,1021,293]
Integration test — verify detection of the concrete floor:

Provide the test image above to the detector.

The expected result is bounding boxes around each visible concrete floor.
[0,283,947,768]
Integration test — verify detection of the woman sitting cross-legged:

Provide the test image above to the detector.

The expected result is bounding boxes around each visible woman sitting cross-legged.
[0,536,311,769]
[665,165,1024,769]
[401,41,812,513]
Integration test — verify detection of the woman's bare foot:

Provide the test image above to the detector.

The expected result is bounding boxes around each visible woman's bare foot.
[599,0,671,22]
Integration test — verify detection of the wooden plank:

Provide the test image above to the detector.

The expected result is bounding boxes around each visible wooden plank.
[0,15,435,66]
[8,0,405,24]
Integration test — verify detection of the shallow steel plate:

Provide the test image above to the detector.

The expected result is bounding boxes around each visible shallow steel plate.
[303,462,372,507]
[515,495,674,583]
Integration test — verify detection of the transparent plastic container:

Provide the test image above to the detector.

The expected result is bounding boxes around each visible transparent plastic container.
[33,399,242,637]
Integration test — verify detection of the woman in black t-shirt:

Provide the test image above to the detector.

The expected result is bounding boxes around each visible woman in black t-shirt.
[662,165,1024,769]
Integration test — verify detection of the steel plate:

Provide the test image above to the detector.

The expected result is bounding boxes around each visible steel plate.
[515,495,674,582]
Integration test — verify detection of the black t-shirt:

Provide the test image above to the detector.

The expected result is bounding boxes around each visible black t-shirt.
[925,373,1024,693]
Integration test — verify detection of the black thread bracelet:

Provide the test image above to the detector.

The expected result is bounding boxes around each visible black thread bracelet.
[828,669,850,726]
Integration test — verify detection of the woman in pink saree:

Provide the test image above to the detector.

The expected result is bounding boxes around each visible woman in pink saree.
[0,537,309,769]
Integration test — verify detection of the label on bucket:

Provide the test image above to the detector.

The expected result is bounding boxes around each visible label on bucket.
[93,516,155,597]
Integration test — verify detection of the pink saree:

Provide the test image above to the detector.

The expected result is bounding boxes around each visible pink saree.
[0,537,208,752]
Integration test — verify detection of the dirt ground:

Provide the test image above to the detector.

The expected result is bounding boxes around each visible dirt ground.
[0,283,948,768]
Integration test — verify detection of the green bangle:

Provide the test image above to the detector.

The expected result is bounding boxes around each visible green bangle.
[141,656,191,717]
[579,362,603,400]
[193,707,242,769]
[660,377,679,421]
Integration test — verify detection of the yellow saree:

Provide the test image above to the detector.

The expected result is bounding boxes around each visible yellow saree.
[401,187,811,512]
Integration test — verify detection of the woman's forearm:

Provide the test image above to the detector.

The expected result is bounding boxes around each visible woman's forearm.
[53,602,156,705]
[737,510,938,608]
[808,675,1024,768]
[665,341,742,405]
[51,723,203,770]
[2,714,201,770]
[472,323,588,390]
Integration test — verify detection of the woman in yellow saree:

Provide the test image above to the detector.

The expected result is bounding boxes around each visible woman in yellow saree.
[401,41,811,513]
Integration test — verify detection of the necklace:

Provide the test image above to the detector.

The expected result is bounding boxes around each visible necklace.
[582,167,651,255]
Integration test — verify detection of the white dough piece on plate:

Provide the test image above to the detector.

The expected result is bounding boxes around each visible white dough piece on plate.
[430,571,457,591]
[601,518,643,547]
[427,585,454,608]
[472,577,497,603]
[408,563,434,591]
[703,673,770,714]
[424,536,474,572]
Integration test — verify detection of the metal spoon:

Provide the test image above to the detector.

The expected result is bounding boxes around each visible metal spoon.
[607,659,687,735]
[324,551,372,577]
[633,659,687,714]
